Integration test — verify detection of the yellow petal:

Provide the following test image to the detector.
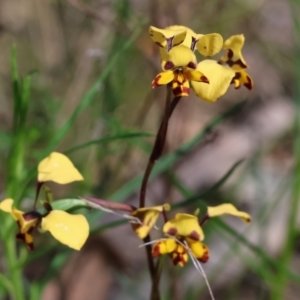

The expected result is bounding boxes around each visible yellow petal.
[38,152,84,184]
[0,198,14,213]
[191,60,235,103]
[163,213,204,241]
[219,34,247,71]
[152,238,177,256]
[207,203,251,223]
[162,45,197,69]
[149,26,187,50]
[232,70,254,90]
[152,71,174,88]
[130,204,170,239]
[197,33,223,56]
[41,210,89,250]
[187,239,210,263]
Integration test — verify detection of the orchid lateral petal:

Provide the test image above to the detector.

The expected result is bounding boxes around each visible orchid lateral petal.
[163,213,204,241]
[187,239,210,263]
[0,198,14,213]
[184,69,209,83]
[197,33,223,57]
[38,152,84,184]
[152,238,177,257]
[207,203,251,223]
[41,210,89,250]
[152,71,175,88]
[191,60,235,103]
[219,34,248,71]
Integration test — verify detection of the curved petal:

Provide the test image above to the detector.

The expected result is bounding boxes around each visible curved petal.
[232,70,254,90]
[41,210,89,250]
[197,33,223,57]
[0,198,14,213]
[191,60,235,103]
[152,71,174,88]
[152,238,177,256]
[164,45,197,68]
[207,203,251,223]
[219,34,247,70]
[38,152,84,184]
[187,239,210,263]
[163,213,204,241]
[130,204,170,239]
[149,26,187,50]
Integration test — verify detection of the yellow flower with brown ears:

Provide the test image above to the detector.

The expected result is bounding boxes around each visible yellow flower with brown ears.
[152,213,209,266]
[0,198,89,251]
[130,204,170,239]
[152,45,209,97]
[218,34,253,90]
[151,204,251,267]
[38,152,83,184]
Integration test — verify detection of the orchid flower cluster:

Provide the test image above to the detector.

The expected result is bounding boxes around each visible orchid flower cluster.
[1,24,253,299]
[150,25,253,102]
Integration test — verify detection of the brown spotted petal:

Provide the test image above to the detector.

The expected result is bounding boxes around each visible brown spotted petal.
[171,243,189,267]
[187,239,210,263]
[163,213,204,241]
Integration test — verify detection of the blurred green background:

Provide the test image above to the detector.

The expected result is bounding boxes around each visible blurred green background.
[0,0,300,299]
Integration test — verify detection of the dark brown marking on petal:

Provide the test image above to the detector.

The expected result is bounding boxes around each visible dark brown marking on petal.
[227,58,248,69]
[189,230,200,241]
[166,37,174,52]
[16,233,35,251]
[152,243,161,257]
[172,252,187,267]
[164,61,175,70]
[152,75,162,88]
[191,37,198,51]
[166,227,177,236]
[227,49,233,59]
[187,61,197,69]
[155,42,164,48]
[23,211,42,221]
[245,76,253,90]
[198,249,209,263]
[172,85,190,97]
[200,75,209,84]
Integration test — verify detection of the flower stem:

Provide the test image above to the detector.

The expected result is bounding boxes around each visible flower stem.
[139,87,181,208]
[139,86,181,300]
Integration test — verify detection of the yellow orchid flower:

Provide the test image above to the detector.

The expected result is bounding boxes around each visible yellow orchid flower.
[0,198,89,251]
[152,45,209,97]
[151,213,209,266]
[207,203,251,223]
[191,60,235,103]
[218,34,254,90]
[219,34,248,71]
[149,26,187,51]
[130,204,170,239]
[38,152,83,184]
